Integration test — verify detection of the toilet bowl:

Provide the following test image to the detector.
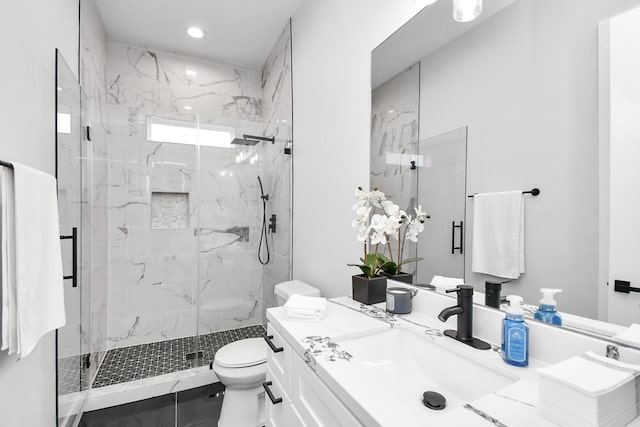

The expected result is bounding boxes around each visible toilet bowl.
[213,338,267,427]
[213,280,321,427]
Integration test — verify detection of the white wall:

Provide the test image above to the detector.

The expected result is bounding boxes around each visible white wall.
[0,0,79,424]
[291,0,422,297]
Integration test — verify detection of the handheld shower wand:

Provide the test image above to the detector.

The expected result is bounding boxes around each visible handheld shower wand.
[257,176,270,265]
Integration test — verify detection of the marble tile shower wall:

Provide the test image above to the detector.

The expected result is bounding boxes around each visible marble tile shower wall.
[105,41,275,348]
[260,24,293,319]
[370,64,420,274]
[80,0,110,381]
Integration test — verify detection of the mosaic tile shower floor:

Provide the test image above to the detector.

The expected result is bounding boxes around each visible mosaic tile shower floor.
[92,325,266,388]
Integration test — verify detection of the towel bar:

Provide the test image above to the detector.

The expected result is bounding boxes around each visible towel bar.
[468,188,540,198]
[614,280,640,294]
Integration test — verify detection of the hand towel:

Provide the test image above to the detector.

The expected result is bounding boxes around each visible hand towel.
[12,163,66,358]
[284,294,327,322]
[471,191,525,279]
[429,275,464,290]
[612,323,640,347]
[538,351,640,396]
[1,167,17,353]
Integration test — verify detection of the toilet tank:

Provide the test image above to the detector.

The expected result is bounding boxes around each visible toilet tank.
[274,280,321,306]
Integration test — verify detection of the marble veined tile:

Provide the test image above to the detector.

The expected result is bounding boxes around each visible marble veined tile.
[161,309,197,340]
[108,314,163,349]
[109,256,163,288]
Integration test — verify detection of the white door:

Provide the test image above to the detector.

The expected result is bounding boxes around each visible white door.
[607,6,640,326]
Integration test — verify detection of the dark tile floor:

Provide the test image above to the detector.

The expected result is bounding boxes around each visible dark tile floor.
[93,325,266,388]
[79,382,226,427]
[58,354,89,394]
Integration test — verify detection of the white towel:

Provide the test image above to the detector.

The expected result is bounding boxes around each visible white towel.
[429,275,464,291]
[284,294,327,322]
[538,351,640,396]
[1,167,17,352]
[612,323,640,347]
[12,163,66,358]
[471,191,525,279]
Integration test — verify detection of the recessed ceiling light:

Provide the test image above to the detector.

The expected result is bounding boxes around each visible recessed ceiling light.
[187,27,205,39]
[183,105,192,110]
[185,69,197,78]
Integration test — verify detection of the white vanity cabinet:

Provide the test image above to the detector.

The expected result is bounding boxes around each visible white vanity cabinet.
[264,323,364,427]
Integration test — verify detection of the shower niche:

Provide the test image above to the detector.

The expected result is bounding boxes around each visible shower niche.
[151,192,190,229]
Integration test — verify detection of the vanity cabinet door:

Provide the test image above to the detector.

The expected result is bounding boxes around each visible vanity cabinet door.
[267,323,292,392]
[265,365,292,427]
[291,352,363,427]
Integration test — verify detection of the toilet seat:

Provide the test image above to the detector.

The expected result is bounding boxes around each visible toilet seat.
[214,337,267,368]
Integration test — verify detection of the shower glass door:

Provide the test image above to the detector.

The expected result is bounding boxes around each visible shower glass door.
[195,114,293,352]
[56,50,89,427]
[195,115,264,352]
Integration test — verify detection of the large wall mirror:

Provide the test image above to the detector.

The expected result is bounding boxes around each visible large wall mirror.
[371,0,640,336]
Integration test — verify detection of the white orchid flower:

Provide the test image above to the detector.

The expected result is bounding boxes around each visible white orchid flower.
[370,230,387,245]
[356,227,371,242]
[369,189,386,208]
[369,214,387,231]
[414,205,429,222]
[405,230,419,243]
[355,206,371,219]
[405,219,425,242]
[352,216,366,230]
[381,200,399,216]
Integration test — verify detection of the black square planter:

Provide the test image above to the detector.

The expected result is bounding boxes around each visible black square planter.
[352,274,387,305]
[382,271,413,284]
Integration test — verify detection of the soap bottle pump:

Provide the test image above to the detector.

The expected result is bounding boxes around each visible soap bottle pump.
[534,288,562,326]
[502,295,529,367]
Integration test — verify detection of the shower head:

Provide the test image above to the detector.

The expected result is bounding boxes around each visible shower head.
[230,134,275,146]
[231,137,259,146]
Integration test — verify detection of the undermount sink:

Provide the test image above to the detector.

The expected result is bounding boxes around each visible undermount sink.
[335,327,518,412]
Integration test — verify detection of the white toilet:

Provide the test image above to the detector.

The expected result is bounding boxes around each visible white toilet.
[213,280,321,427]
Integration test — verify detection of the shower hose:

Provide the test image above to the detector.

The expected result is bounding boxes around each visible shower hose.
[258,176,270,265]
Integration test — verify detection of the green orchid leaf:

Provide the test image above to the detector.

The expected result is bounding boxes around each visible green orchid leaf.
[377,253,391,263]
[359,265,373,277]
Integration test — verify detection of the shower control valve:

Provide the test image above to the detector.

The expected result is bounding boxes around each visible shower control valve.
[269,214,277,234]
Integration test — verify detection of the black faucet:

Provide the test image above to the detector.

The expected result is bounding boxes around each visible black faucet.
[438,285,491,350]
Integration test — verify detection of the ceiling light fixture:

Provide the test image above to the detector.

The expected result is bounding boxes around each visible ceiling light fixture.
[453,0,482,22]
[186,26,205,39]
[183,105,192,110]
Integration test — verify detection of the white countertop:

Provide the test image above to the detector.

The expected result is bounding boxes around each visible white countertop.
[268,297,555,427]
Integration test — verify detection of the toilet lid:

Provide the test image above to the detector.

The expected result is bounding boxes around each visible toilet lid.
[214,338,267,368]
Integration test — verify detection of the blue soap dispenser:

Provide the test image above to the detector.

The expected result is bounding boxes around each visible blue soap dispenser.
[502,295,529,367]
[534,288,562,326]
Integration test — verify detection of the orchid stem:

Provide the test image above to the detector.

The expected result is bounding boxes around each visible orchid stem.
[386,241,394,264]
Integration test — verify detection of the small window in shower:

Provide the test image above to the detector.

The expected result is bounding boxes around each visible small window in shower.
[151,192,190,229]
[146,116,235,148]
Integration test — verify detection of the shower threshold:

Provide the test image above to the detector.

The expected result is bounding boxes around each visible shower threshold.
[85,325,265,412]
